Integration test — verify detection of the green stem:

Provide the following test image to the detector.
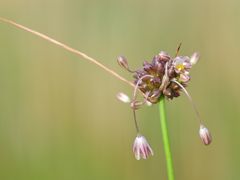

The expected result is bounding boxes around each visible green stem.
[159,96,175,180]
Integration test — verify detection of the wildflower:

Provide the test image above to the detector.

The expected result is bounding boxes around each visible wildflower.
[133,135,154,160]
[116,45,211,161]
[173,56,192,74]
[199,124,212,145]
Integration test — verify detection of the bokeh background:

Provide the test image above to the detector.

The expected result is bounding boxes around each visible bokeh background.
[0,0,239,179]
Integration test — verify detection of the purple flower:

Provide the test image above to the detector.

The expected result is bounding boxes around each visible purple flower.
[133,135,154,160]
[173,56,192,74]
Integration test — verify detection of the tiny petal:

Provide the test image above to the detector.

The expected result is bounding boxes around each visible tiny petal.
[190,52,200,65]
[199,124,212,145]
[179,73,190,83]
[117,56,129,70]
[132,135,154,160]
[116,92,130,103]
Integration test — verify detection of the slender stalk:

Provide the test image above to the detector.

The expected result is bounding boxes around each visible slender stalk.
[171,80,202,124]
[159,96,175,180]
[133,110,140,133]
[0,17,134,88]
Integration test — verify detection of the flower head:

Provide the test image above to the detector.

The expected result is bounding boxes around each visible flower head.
[133,135,154,160]
[132,51,198,102]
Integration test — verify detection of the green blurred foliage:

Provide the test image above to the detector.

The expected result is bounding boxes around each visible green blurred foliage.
[0,0,240,179]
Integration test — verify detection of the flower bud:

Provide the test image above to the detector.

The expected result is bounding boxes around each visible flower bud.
[117,56,129,70]
[190,52,200,65]
[199,124,212,145]
[116,92,130,103]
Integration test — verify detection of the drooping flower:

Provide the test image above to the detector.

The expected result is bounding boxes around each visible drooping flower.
[199,124,212,145]
[133,135,154,160]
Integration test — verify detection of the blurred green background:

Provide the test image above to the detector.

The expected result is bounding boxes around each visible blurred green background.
[0,0,239,179]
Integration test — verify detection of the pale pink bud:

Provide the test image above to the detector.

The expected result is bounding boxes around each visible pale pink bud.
[190,52,200,65]
[132,135,154,160]
[116,92,130,103]
[117,56,129,70]
[199,124,212,145]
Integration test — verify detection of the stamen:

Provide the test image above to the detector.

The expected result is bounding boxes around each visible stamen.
[171,80,203,124]
[176,64,185,71]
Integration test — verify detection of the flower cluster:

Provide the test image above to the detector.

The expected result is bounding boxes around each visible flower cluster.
[133,51,199,103]
[117,46,211,160]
